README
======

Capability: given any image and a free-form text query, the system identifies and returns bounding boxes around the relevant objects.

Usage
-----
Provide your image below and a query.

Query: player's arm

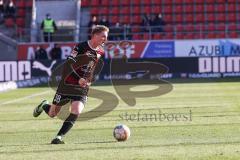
[68,44,90,88]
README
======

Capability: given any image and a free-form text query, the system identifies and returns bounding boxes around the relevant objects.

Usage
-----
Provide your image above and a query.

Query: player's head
[91,25,109,46]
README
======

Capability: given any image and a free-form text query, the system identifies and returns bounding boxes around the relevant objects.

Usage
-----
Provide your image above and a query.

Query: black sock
[42,104,51,114]
[57,113,78,137]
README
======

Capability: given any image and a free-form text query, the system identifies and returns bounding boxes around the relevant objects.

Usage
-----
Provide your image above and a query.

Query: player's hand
[79,78,87,87]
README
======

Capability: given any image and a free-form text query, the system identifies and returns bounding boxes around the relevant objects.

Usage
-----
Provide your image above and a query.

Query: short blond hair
[91,25,109,36]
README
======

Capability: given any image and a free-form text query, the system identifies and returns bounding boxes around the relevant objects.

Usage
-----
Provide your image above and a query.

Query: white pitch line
[0,90,50,105]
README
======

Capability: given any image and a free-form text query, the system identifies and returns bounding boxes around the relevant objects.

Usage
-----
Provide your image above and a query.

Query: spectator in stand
[123,24,132,40]
[99,16,109,27]
[0,0,4,14]
[0,0,4,22]
[152,13,166,33]
[88,15,98,38]
[41,13,58,42]
[141,14,152,33]
[35,45,48,60]
[5,0,15,18]
[50,43,62,60]
[110,22,123,41]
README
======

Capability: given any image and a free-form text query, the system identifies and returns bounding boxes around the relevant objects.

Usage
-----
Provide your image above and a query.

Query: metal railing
[13,23,240,43]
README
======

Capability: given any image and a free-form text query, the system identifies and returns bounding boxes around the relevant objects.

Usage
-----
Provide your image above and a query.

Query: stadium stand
[0,0,239,42]
[81,0,240,40]
[1,0,32,41]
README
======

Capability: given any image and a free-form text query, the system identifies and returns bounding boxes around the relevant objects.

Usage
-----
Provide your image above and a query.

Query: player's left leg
[51,100,85,144]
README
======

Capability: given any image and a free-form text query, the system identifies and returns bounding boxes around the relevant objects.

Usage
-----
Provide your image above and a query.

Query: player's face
[94,31,108,46]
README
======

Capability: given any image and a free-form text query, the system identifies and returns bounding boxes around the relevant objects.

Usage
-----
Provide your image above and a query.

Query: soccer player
[33,25,109,144]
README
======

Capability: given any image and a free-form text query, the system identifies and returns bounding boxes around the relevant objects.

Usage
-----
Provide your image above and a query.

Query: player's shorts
[52,92,88,106]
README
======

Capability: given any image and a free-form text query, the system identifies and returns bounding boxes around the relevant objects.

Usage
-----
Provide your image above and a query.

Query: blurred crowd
[0,0,16,20]
[87,13,166,40]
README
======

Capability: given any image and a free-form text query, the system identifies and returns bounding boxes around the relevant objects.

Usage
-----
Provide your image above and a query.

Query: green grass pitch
[0,81,240,160]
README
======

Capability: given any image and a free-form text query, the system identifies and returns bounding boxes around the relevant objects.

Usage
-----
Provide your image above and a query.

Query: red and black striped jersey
[63,41,104,93]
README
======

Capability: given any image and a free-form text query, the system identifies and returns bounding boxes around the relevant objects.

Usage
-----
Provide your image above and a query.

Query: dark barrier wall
[1,57,240,82]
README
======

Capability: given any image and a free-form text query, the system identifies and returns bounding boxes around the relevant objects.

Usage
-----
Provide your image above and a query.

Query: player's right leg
[33,100,50,117]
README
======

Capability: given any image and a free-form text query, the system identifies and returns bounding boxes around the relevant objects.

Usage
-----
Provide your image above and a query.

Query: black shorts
[52,92,88,106]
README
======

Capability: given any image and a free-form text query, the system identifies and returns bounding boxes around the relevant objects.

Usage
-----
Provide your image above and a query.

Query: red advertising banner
[17,41,147,60]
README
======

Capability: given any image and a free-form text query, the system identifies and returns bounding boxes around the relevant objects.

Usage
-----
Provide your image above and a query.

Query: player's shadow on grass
[73,140,117,145]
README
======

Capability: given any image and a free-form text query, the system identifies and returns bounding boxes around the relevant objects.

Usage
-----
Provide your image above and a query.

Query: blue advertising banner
[143,41,175,58]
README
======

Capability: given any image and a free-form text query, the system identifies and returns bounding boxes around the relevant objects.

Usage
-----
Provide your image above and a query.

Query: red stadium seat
[17,9,26,17]
[184,0,194,4]
[228,32,238,38]
[4,18,15,28]
[175,5,183,14]
[25,0,33,7]
[162,0,173,5]
[176,33,184,39]
[228,4,237,12]
[216,13,226,22]
[143,0,151,5]
[132,34,142,40]
[131,15,141,24]
[217,0,227,2]
[163,33,174,39]
[120,7,130,15]
[132,27,141,33]
[184,33,195,39]
[81,0,88,7]
[206,13,215,22]
[205,33,216,39]
[112,7,119,15]
[175,14,183,23]
[195,0,205,4]
[152,0,161,5]
[143,33,150,40]
[164,14,173,24]
[206,0,215,3]
[153,33,164,40]
[132,6,141,14]
[228,23,237,31]
[16,27,25,37]
[164,25,174,32]
[16,0,25,8]
[205,23,215,31]
[175,0,184,4]
[152,6,162,14]
[132,0,141,5]
[121,0,130,5]
[143,6,151,14]
[99,7,108,15]
[215,4,225,13]
[120,16,130,24]
[111,0,119,6]
[195,5,204,13]
[185,5,194,13]
[90,7,98,15]
[110,16,119,24]
[206,5,215,13]
[163,5,173,14]
[176,24,184,32]
[216,23,225,31]
[184,24,194,32]
[16,18,25,27]
[101,0,109,6]
[215,32,226,39]
[228,13,237,22]
[185,14,194,23]
[91,0,99,6]
[195,14,204,23]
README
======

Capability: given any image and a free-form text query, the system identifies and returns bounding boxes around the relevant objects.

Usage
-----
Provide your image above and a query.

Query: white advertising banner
[175,39,240,57]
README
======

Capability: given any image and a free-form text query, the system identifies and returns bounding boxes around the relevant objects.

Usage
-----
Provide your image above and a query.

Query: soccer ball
[113,124,131,141]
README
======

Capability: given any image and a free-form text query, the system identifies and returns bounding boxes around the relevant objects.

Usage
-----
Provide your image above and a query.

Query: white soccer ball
[113,124,131,141]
